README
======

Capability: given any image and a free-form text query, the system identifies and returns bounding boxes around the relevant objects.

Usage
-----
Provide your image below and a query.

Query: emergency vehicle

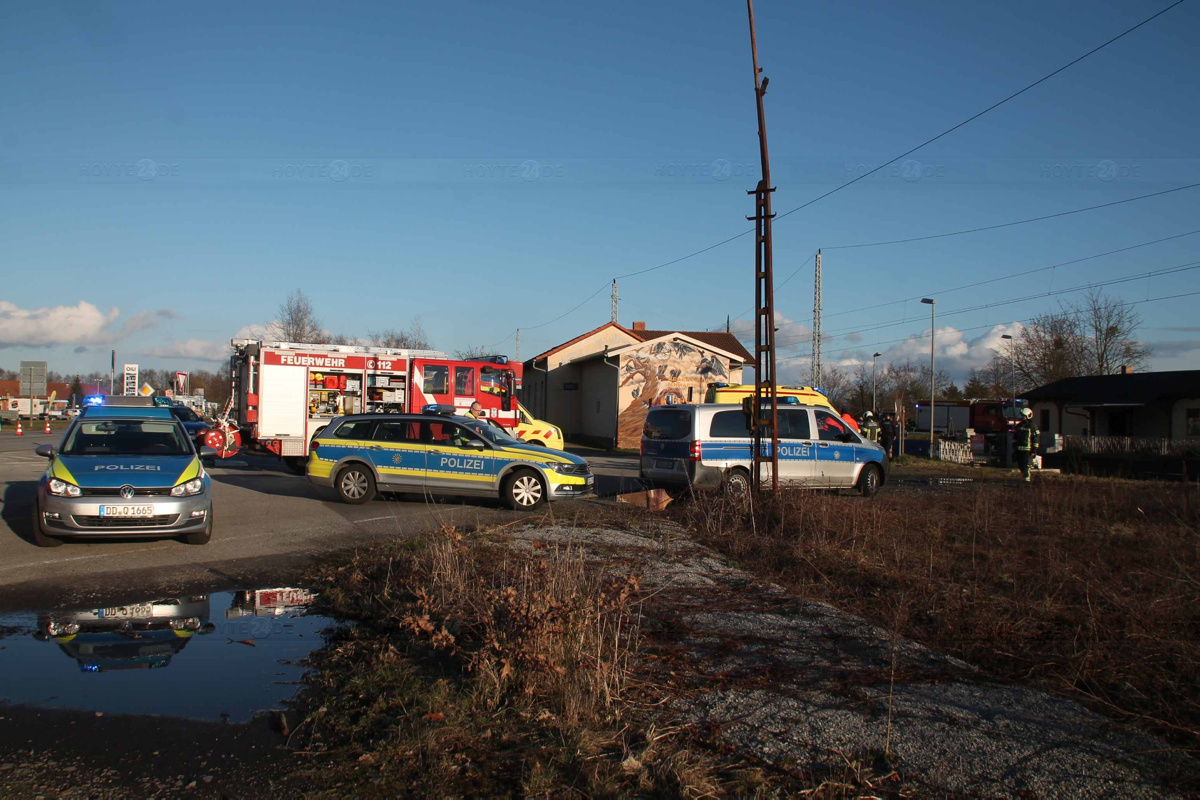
[229,340,562,469]
[704,383,837,412]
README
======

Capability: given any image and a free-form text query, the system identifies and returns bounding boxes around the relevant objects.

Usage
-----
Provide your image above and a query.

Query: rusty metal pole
[747,0,779,494]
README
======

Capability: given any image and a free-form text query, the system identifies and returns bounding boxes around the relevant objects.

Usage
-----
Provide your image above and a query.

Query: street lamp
[871,352,882,413]
[1001,334,1015,421]
[921,299,936,456]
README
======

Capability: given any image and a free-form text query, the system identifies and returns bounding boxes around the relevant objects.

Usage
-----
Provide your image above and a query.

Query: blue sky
[1,0,1197,383]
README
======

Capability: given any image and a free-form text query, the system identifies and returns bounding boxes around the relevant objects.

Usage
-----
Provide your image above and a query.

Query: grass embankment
[675,478,1200,753]
[288,528,723,797]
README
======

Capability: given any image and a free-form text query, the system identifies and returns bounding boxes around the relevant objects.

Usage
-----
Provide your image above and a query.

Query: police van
[307,405,593,510]
[639,401,886,496]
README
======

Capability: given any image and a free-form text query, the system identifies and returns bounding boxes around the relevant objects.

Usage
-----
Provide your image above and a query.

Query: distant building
[1022,368,1200,439]
[522,321,752,449]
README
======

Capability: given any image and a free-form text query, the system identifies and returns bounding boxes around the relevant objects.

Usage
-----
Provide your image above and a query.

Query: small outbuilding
[1022,369,1200,440]
[522,321,752,449]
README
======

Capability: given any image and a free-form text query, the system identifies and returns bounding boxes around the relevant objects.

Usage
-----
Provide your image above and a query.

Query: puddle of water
[0,588,335,723]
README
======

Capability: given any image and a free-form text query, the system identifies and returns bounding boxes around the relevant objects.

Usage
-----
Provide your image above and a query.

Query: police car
[640,401,887,497]
[307,405,593,510]
[32,402,217,548]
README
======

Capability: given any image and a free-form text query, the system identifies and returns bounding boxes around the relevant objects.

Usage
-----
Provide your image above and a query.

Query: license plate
[655,459,675,470]
[100,604,153,619]
[99,505,155,518]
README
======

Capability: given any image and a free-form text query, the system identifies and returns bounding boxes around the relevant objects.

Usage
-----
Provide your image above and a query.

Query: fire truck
[229,340,538,470]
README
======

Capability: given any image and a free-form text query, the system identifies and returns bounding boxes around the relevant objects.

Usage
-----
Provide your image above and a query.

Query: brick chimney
[632,321,646,332]
[1119,365,1133,374]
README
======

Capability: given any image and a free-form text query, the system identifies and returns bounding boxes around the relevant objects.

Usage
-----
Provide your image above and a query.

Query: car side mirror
[199,446,218,460]
[35,444,56,458]
[464,439,486,450]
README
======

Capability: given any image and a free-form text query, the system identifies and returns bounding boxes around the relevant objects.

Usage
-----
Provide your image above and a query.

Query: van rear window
[709,410,750,438]
[643,408,692,440]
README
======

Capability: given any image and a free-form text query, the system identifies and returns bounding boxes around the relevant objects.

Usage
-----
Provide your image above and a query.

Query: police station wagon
[640,402,887,497]
[307,407,593,510]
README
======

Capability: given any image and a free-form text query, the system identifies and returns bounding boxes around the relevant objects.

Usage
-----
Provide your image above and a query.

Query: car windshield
[461,419,520,445]
[60,419,193,456]
[172,407,200,422]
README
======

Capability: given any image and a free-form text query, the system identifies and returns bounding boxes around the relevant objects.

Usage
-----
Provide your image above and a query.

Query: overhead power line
[772,0,1187,222]
[502,0,1188,344]
[772,258,1200,349]
[776,288,1200,367]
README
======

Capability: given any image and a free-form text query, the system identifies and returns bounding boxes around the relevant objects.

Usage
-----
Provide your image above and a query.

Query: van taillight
[309,440,319,453]
[690,440,703,461]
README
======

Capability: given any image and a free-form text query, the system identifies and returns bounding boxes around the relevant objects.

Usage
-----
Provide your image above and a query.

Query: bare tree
[367,318,434,351]
[1068,288,1151,375]
[270,289,325,343]
[819,364,853,411]
[1012,310,1087,388]
[453,345,497,360]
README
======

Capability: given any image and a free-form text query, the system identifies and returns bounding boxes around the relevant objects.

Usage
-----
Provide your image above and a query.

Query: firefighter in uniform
[1014,407,1040,483]
[859,410,879,442]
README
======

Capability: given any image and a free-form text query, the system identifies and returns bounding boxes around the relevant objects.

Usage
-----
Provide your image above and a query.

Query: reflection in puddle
[0,588,334,722]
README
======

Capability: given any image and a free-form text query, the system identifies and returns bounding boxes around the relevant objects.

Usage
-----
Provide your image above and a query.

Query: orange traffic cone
[16,421,23,436]
[45,419,51,434]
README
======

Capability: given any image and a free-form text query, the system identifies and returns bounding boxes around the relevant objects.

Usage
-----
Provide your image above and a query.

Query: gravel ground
[507,519,1198,798]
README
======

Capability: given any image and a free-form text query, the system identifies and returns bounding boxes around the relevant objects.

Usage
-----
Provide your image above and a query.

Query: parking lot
[0,434,641,608]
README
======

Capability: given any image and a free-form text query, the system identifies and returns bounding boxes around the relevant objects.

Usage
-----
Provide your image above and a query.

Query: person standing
[1014,407,1040,483]
[879,412,896,459]
[462,400,484,420]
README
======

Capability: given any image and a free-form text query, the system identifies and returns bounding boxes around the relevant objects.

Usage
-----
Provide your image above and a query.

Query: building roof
[529,323,753,365]
[0,380,85,400]
[636,330,752,363]
[1022,370,1200,407]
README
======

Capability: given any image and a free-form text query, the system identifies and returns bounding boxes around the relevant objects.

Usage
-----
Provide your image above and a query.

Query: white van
[639,403,887,496]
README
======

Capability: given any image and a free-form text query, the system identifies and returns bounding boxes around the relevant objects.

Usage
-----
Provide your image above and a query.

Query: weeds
[675,478,1200,753]
[289,525,728,796]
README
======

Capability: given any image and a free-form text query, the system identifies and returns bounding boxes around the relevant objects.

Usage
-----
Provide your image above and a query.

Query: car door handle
[818,442,829,447]
[369,445,382,451]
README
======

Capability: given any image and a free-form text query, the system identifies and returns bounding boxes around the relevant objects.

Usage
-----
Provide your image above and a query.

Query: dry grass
[675,477,1200,753]
[286,526,728,797]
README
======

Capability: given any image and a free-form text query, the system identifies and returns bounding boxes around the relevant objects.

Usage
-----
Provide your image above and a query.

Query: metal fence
[935,440,974,464]
[1064,436,1200,457]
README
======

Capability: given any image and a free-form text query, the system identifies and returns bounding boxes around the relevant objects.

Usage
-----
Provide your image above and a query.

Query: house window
[1040,408,1051,433]
[1187,408,1200,437]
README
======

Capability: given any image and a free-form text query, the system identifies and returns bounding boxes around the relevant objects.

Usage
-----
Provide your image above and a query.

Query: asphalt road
[0,434,643,609]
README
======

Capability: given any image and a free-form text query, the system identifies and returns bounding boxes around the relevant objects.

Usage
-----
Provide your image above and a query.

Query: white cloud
[881,322,1024,375]
[0,300,120,347]
[143,338,232,362]
[0,301,181,348]
[234,322,274,341]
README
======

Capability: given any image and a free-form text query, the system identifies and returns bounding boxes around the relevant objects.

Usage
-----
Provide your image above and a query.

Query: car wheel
[30,506,64,548]
[504,469,545,511]
[336,464,376,505]
[184,512,213,545]
[523,439,546,447]
[723,468,751,498]
[858,464,882,498]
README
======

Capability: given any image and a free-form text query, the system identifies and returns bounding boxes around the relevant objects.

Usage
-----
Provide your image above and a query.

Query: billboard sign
[19,361,48,397]
[123,364,139,396]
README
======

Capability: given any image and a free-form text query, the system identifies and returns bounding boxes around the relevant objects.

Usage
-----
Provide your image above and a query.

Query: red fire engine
[228,340,522,470]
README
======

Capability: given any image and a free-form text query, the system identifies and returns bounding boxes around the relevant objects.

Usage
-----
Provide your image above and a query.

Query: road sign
[19,361,47,397]
[140,382,155,397]
[123,364,139,396]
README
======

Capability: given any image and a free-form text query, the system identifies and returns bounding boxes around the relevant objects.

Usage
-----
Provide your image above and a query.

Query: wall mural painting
[615,340,730,448]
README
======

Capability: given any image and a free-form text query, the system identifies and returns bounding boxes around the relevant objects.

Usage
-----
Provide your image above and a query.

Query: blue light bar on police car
[83,395,104,407]
[421,404,459,416]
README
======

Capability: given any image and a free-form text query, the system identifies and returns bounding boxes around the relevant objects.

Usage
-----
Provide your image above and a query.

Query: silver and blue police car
[32,402,216,547]
[308,405,593,510]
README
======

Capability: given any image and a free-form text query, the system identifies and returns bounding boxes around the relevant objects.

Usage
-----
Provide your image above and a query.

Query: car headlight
[47,478,82,497]
[549,462,587,475]
[171,477,205,497]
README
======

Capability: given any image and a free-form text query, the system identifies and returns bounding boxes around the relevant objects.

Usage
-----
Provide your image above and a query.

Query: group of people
[855,410,900,459]
[854,406,1041,482]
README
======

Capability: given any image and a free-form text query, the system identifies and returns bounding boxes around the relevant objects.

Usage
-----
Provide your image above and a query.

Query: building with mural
[522,322,752,449]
